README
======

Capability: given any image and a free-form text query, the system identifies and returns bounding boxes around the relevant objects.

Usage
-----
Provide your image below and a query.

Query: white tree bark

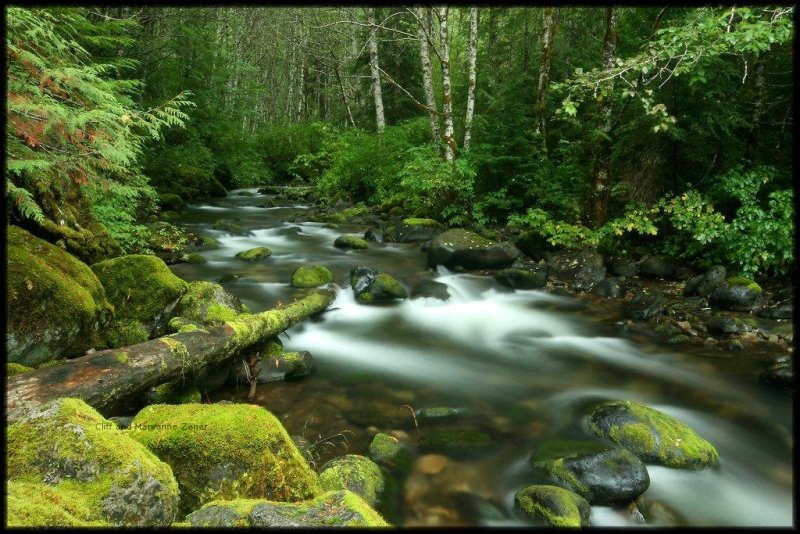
[463,6,479,151]
[367,7,386,133]
[438,6,455,161]
[417,7,440,143]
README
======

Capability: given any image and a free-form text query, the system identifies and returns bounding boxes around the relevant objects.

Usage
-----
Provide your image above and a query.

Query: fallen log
[7,290,335,420]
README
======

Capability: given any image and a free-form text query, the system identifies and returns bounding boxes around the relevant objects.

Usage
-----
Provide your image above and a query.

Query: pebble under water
[168,189,793,527]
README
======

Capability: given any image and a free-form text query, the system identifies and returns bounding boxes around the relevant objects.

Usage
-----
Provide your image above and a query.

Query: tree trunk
[534,7,558,148]
[6,291,335,419]
[438,6,456,162]
[746,58,765,160]
[463,6,479,151]
[585,7,618,228]
[417,7,440,144]
[367,7,386,133]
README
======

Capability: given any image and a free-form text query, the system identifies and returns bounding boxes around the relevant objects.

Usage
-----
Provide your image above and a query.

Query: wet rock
[548,248,606,291]
[276,226,302,236]
[756,299,793,320]
[536,448,650,506]
[586,400,719,470]
[186,491,388,527]
[626,289,666,321]
[257,186,282,195]
[759,361,794,389]
[684,265,727,298]
[181,252,206,264]
[218,273,243,284]
[364,228,384,242]
[175,281,248,325]
[709,277,764,311]
[417,407,460,425]
[514,485,590,527]
[428,229,520,270]
[236,246,272,261]
[410,279,452,301]
[591,277,623,299]
[368,433,407,466]
[494,267,549,290]
[319,455,385,507]
[259,198,277,208]
[213,219,251,236]
[420,429,492,459]
[606,256,639,278]
[395,218,443,243]
[234,350,315,384]
[291,265,333,288]
[633,497,686,526]
[349,266,407,304]
[387,206,405,218]
[704,315,741,336]
[334,235,369,249]
[238,190,255,197]
[128,403,320,515]
[639,255,677,280]
[7,398,179,526]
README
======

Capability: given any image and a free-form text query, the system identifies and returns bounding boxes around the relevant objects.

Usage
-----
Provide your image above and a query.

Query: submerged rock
[128,403,320,515]
[548,248,606,291]
[7,226,114,366]
[291,265,333,288]
[233,350,315,384]
[175,281,248,325]
[186,490,388,527]
[236,246,272,261]
[319,455,385,507]
[417,406,460,425]
[350,266,407,304]
[494,267,549,290]
[428,229,520,270]
[7,398,179,526]
[514,485,590,527]
[585,400,719,470]
[410,279,451,301]
[334,235,368,249]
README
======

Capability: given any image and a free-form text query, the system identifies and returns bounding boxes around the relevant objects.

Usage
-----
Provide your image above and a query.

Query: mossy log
[7,290,335,419]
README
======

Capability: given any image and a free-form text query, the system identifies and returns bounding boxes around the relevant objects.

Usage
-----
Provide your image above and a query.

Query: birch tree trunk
[463,6,479,151]
[367,7,386,133]
[534,7,558,148]
[417,7,441,144]
[585,7,618,228]
[438,6,456,162]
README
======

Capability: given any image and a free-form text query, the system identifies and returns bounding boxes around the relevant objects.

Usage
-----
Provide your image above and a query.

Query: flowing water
[169,188,793,527]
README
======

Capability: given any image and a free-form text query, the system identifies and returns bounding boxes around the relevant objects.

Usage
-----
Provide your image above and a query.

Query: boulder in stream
[334,235,369,249]
[174,280,248,325]
[428,229,520,270]
[709,276,764,311]
[394,218,443,243]
[318,455,385,507]
[514,485,590,527]
[410,279,451,301]
[291,265,333,288]
[494,266,549,290]
[350,266,407,304]
[236,246,272,261]
[548,248,606,291]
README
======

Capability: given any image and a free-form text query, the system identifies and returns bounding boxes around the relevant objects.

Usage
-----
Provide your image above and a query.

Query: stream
[168,188,793,527]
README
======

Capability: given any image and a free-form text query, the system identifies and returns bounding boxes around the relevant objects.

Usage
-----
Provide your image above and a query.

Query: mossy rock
[186,490,388,527]
[291,265,334,288]
[319,455,385,507]
[7,398,179,526]
[417,406,460,425]
[182,252,207,264]
[213,219,247,235]
[6,480,109,527]
[420,429,493,459]
[428,229,520,270]
[128,403,321,515]
[586,400,719,470]
[231,350,315,384]
[157,193,185,212]
[726,276,762,293]
[175,281,248,326]
[91,254,188,337]
[350,267,407,304]
[168,316,209,334]
[106,319,150,348]
[334,235,369,249]
[368,433,408,467]
[514,485,590,527]
[236,247,272,261]
[238,190,256,197]
[7,226,114,366]
[395,218,443,243]
[529,439,609,466]
[143,380,202,405]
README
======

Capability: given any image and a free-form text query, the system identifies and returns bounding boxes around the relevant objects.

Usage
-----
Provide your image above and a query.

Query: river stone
[364,228,384,242]
[410,279,452,301]
[538,448,650,506]
[420,429,492,459]
[709,277,763,311]
[7,226,114,366]
[684,265,727,298]
[705,315,741,336]
[626,289,666,321]
[236,246,272,261]
[592,277,624,298]
[756,299,793,320]
[548,248,606,291]
[495,267,549,290]
[7,398,179,526]
[395,218,443,243]
[428,229,520,270]
[186,491,388,527]
[349,266,406,304]
[368,434,408,467]
[514,485,590,527]
[213,219,251,236]
[639,255,677,279]
[128,403,320,515]
[175,281,248,325]
[585,400,719,470]
[291,265,333,288]
[334,235,368,249]
[319,455,385,507]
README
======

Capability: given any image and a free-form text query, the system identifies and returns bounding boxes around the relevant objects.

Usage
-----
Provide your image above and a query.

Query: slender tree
[463,6,479,151]
[438,6,455,161]
[416,7,440,144]
[534,7,558,149]
[367,7,386,133]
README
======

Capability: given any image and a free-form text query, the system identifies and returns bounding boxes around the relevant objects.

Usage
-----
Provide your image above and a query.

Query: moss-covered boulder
[128,403,321,515]
[7,398,179,526]
[186,490,388,527]
[6,480,109,527]
[586,400,719,470]
[236,246,272,261]
[368,433,408,467]
[213,219,249,236]
[143,379,202,405]
[394,218,443,243]
[514,485,590,527]
[350,266,407,304]
[157,193,185,212]
[428,229,520,270]
[175,280,248,325]
[181,252,207,264]
[417,406,460,425]
[420,429,493,459]
[8,362,34,376]
[709,276,764,311]
[334,235,369,249]
[291,265,334,288]
[106,318,150,348]
[91,254,188,337]
[318,455,385,507]
[7,226,114,366]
